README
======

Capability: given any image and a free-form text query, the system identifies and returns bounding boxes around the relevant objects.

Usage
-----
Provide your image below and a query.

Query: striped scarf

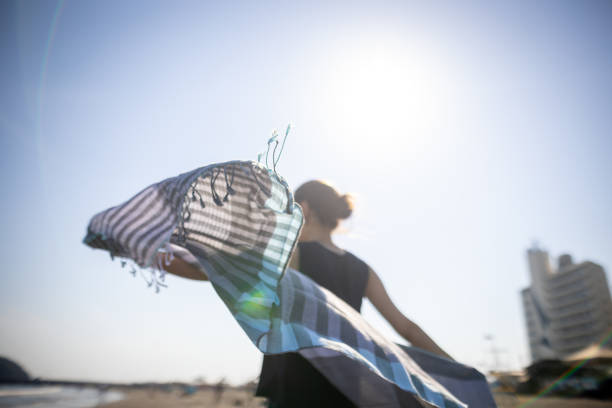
[84,160,495,408]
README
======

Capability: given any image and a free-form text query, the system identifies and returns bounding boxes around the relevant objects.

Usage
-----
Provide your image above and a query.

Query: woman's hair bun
[294,180,354,229]
[335,194,354,220]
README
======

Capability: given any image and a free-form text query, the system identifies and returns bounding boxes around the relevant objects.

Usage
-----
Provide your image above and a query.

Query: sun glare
[317,44,450,161]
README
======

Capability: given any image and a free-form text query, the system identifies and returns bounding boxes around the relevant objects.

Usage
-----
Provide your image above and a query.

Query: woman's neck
[299,223,343,253]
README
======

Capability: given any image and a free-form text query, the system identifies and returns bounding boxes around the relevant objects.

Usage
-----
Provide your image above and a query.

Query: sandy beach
[102,388,267,408]
[495,392,612,408]
[101,388,612,408]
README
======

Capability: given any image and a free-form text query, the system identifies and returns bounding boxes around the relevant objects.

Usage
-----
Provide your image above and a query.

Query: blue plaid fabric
[85,160,493,408]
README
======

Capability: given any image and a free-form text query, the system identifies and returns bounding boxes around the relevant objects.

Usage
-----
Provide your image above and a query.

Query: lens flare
[238,289,270,319]
[518,328,612,407]
[36,0,66,169]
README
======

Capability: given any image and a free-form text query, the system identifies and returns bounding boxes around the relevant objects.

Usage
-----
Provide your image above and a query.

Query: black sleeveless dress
[256,241,370,408]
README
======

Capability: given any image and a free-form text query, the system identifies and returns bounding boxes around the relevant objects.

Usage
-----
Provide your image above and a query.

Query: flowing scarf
[84,160,495,408]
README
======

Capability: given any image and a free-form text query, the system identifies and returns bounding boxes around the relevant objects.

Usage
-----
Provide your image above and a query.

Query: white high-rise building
[521,246,612,362]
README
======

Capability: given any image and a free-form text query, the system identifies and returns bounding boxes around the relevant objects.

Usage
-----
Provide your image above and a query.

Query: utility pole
[484,334,501,372]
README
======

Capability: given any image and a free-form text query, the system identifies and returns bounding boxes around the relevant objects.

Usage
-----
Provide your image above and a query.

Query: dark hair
[294,180,353,229]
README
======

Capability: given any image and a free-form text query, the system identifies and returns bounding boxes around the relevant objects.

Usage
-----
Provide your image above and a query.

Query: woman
[255,180,452,407]
[159,179,452,407]
[85,160,495,408]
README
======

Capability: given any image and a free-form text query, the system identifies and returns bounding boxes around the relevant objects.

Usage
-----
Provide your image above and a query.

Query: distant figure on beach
[214,377,225,405]
[254,180,452,408]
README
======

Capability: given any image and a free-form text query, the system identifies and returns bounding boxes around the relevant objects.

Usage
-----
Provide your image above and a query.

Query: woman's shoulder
[344,250,370,276]
[298,240,345,256]
[300,241,366,262]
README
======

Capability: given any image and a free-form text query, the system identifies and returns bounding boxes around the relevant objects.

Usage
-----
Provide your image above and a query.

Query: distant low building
[521,246,612,362]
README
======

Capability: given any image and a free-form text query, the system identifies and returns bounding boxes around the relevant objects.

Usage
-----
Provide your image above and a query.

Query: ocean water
[0,385,123,408]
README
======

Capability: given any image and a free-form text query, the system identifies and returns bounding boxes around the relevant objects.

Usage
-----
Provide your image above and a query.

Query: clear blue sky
[1,0,611,385]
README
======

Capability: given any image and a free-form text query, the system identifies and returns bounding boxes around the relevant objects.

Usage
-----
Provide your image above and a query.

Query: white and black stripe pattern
[84,161,273,268]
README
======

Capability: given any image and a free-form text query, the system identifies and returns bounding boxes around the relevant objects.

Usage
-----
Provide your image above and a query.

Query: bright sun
[317,43,451,161]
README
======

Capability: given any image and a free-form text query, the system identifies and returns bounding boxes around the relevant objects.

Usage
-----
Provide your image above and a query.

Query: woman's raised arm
[155,252,209,281]
[365,269,453,360]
